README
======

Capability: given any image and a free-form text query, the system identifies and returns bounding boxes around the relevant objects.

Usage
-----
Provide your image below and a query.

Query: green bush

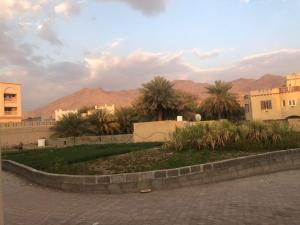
[164,120,300,151]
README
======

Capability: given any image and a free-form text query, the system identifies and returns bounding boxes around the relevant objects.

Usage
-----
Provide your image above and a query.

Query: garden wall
[47,134,133,147]
[133,120,215,143]
[2,148,300,194]
[133,121,185,142]
[0,122,54,147]
[0,121,133,149]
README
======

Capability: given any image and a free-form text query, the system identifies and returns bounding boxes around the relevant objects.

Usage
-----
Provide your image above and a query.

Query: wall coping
[2,148,300,194]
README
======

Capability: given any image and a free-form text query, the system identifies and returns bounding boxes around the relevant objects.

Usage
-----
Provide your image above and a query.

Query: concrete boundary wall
[2,148,300,194]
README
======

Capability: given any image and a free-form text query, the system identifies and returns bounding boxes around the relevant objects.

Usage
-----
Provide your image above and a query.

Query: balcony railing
[4,111,17,115]
[4,98,17,103]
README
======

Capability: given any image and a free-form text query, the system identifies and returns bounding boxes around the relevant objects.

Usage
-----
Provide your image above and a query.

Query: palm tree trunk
[158,110,163,121]
[218,111,221,120]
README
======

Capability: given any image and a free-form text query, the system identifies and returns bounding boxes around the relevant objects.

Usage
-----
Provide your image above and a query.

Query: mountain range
[24,74,285,119]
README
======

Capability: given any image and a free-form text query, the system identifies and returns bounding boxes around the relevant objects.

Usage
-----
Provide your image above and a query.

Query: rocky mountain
[24,74,285,119]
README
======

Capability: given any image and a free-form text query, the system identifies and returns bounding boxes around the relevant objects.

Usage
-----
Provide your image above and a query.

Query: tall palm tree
[139,76,177,121]
[201,80,242,120]
[87,109,119,136]
[51,113,85,144]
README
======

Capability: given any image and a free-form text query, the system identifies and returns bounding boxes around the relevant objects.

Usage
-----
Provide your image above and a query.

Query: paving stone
[3,170,300,225]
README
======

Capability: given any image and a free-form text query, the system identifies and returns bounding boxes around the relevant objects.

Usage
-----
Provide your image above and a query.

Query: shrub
[164,120,299,151]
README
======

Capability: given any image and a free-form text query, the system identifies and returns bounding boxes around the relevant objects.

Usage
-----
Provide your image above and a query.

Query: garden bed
[3,136,300,175]
[2,142,162,175]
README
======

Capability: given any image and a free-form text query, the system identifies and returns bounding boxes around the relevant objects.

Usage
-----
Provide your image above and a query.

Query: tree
[173,91,199,121]
[201,80,243,120]
[116,107,138,134]
[87,109,119,136]
[138,76,178,121]
[51,113,86,144]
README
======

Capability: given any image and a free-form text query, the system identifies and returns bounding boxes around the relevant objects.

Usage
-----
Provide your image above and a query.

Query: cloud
[2,47,300,111]
[240,0,250,3]
[55,0,81,17]
[84,49,198,89]
[0,23,34,67]
[0,0,48,19]
[226,49,300,78]
[37,20,63,46]
[193,49,225,60]
[97,0,169,16]
[106,38,124,50]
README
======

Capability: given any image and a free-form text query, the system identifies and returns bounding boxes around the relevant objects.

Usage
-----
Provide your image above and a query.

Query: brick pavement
[3,170,300,225]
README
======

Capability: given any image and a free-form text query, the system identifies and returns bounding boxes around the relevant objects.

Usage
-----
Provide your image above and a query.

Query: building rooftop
[0,81,21,85]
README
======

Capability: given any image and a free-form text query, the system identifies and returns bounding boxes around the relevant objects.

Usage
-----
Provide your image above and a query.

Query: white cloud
[193,48,225,60]
[37,20,63,46]
[240,0,250,3]
[0,0,48,19]
[55,0,81,17]
[106,38,124,50]
[84,49,196,89]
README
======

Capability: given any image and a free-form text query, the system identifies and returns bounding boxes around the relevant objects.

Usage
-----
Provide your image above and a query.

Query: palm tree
[87,109,119,136]
[139,76,177,121]
[116,107,138,134]
[201,80,242,120]
[51,113,86,144]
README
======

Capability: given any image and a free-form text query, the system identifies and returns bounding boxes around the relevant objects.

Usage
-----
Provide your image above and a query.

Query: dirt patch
[82,148,171,175]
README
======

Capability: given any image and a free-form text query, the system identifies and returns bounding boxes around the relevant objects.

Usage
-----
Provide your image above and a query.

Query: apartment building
[245,73,300,121]
[0,82,22,123]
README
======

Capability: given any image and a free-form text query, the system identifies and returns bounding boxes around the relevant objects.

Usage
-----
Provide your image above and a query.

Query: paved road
[3,170,300,225]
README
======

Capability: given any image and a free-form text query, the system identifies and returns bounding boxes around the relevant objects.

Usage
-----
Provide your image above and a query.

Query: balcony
[4,93,17,103]
[4,107,18,116]
[4,111,17,115]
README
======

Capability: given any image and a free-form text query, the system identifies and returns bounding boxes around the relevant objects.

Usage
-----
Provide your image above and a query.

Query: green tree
[201,80,243,120]
[87,109,119,136]
[138,76,178,121]
[116,107,138,134]
[51,113,86,144]
[173,91,199,121]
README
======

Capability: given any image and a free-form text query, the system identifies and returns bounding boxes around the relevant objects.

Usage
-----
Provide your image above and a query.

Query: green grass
[2,142,162,174]
[3,132,300,175]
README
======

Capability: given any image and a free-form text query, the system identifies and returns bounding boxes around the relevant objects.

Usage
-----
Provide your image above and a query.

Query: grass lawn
[3,135,300,175]
[2,142,162,174]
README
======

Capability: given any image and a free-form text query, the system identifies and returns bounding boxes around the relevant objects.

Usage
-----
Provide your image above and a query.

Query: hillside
[24,74,285,119]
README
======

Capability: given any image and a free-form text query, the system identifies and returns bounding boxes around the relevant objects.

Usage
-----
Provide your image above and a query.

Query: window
[4,93,17,102]
[288,100,296,107]
[283,100,286,107]
[260,100,272,110]
[245,104,250,113]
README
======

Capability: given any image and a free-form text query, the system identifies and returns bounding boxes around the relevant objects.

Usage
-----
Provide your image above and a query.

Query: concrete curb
[2,148,300,194]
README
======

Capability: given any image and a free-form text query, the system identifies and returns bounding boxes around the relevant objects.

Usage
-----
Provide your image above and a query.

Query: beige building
[0,82,22,123]
[55,104,115,121]
[55,109,78,121]
[87,104,115,116]
[245,73,300,121]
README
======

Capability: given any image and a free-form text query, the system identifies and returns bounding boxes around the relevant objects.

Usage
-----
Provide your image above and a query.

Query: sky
[1,0,300,111]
